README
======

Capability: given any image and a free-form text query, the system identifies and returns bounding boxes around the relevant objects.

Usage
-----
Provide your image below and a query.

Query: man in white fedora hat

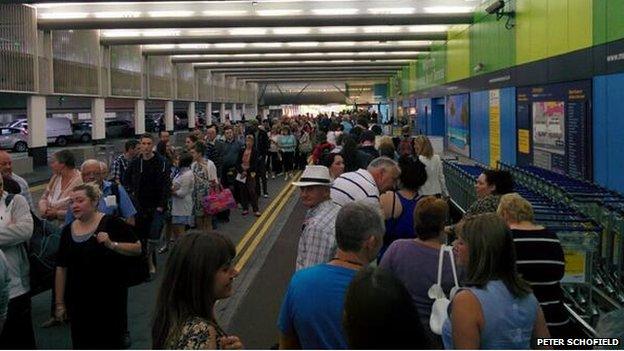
[292,165,341,270]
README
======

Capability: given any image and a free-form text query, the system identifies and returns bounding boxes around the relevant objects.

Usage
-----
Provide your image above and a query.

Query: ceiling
[28,0,482,101]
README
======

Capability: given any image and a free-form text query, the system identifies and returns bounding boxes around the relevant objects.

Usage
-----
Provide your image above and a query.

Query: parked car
[72,122,92,143]
[145,117,160,133]
[72,120,135,143]
[0,127,28,152]
[9,117,73,146]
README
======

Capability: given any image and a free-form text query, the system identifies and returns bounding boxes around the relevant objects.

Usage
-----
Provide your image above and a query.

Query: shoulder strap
[436,245,460,292]
[4,194,15,207]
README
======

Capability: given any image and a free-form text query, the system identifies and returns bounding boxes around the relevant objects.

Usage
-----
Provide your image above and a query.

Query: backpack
[5,194,61,296]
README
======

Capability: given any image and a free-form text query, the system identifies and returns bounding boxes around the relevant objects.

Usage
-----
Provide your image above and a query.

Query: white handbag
[428,244,460,335]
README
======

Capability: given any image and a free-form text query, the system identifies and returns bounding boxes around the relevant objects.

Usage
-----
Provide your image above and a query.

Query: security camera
[486,0,505,15]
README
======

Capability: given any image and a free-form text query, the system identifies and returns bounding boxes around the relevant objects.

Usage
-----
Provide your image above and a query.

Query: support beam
[27,96,47,167]
[91,98,106,144]
[143,44,429,56]
[209,65,403,73]
[188,102,196,129]
[225,70,396,78]
[39,13,473,30]
[194,61,410,69]
[173,53,421,63]
[206,102,212,125]
[165,101,174,132]
[134,99,146,135]
[241,104,246,121]
[219,103,226,123]
[101,32,447,46]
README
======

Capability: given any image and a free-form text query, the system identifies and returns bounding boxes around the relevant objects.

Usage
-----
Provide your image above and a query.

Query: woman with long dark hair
[444,213,550,349]
[152,231,242,349]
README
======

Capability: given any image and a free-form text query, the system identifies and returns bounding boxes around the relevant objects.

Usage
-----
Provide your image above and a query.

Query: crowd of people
[0,109,622,349]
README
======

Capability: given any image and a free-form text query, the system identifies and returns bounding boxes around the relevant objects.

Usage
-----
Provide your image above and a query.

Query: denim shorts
[172,215,194,226]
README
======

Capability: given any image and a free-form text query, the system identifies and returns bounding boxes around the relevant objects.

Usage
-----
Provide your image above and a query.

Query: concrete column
[206,102,212,125]
[231,104,238,122]
[188,102,196,129]
[254,103,259,119]
[165,101,174,132]
[26,95,47,167]
[134,99,145,135]
[220,103,226,123]
[241,104,246,121]
[91,98,106,144]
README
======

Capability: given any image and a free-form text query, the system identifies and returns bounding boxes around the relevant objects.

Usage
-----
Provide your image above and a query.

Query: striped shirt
[330,169,380,207]
[511,227,571,336]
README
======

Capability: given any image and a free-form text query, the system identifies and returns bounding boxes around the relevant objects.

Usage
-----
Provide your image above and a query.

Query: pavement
[28,170,304,349]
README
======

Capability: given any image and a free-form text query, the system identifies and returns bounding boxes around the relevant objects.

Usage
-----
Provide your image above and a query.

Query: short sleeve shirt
[278,264,356,349]
[64,181,137,225]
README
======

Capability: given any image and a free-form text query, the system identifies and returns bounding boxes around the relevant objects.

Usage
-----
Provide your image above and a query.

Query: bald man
[0,151,34,211]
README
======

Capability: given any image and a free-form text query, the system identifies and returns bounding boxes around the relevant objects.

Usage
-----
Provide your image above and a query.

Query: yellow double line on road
[234,171,301,272]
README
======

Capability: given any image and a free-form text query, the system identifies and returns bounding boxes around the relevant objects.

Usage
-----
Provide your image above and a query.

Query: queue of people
[0,110,606,350]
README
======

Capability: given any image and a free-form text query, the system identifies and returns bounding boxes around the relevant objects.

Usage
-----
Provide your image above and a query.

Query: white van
[9,117,73,146]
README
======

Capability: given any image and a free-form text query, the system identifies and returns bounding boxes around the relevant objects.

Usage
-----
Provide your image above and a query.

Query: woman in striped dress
[497,193,578,339]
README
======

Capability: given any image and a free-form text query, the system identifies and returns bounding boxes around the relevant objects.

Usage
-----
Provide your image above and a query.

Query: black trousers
[0,293,36,349]
[268,152,282,174]
[239,175,259,212]
[282,151,294,174]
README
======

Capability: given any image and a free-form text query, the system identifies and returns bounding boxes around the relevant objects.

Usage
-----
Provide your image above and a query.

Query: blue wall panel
[500,87,517,165]
[432,97,446,137]
[470,91,490,164]
[593,73,624,193]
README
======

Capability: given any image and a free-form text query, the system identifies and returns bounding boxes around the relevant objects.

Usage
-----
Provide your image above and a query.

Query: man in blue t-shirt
[278,201,385,349]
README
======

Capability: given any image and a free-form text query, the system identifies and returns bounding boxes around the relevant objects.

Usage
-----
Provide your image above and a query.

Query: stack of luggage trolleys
[443,160,623,335]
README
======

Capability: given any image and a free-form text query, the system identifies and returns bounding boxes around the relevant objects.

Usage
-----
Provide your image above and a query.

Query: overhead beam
[101,32,447,45]
[208,66,403,73]
[143,44,429,56]
[173,53,421,63]
[225,70,397,77]
[246,77,389,82]
[39,13,473,30]
[194,61,410,70]
[239,73,393,79]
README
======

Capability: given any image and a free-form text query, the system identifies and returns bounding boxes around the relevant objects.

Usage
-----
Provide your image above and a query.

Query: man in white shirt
[0,151,34,211]
[331,157,400,207]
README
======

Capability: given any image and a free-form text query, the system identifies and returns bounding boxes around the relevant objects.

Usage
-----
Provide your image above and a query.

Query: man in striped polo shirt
[331,157,400,207]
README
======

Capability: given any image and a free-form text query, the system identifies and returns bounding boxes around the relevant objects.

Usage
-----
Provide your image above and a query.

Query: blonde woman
[412,135,448,198]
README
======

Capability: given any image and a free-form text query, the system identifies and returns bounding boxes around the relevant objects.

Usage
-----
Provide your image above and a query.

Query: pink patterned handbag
[202,185,237,215]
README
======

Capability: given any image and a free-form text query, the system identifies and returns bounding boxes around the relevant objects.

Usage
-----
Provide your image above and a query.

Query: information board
[516,81,592,180]
[445,93,470,157]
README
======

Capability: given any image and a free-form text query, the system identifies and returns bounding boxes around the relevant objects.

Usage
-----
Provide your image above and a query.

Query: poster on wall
[489,90,501,168]
[516,80,592,180]
[445,93,470,157]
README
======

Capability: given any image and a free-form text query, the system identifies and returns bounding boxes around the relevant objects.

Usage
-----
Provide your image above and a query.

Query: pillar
[220,103,226,123]
[206,102,212,125]
[134,99,145,135]
[91,98,106,144]
[165,100,174,133]
[254,103,259,119]
[241,103,246,121]
[188,102,196,129]
[232,103,238,122]
[26,95,47,167]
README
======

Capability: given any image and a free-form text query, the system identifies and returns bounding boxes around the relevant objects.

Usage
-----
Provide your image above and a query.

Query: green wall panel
[594,0,624,44]
[516,0,592,65]
[447,26,470,83]
[469,3,515,76]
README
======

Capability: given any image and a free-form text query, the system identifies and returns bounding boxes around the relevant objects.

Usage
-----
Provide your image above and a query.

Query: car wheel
[13,141,27,153]
[56,136,68,147]
[80,133,91,143]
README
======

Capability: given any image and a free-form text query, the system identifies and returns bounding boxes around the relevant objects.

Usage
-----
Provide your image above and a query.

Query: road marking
[235,173,300,272]
[234,171,300,256]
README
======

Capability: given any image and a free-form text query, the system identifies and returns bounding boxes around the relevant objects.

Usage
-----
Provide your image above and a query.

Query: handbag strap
[436,245,460,291]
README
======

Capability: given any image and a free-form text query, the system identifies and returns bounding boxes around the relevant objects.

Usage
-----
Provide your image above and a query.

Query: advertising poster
[532,101,566,173]
[516,81,592,180]
[489,90,501,168]
[445,93,470,157]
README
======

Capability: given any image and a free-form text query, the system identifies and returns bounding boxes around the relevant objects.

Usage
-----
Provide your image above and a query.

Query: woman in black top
[54,183,141,349]
[497,193,576,339]
[236,134,260,217]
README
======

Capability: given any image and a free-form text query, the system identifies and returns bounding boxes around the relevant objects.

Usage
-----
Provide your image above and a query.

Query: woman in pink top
[38,150,83,223]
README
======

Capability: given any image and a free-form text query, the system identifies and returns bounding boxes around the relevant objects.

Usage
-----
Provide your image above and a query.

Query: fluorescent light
[407,25,449,32]
[423,6,473,13]
[311,8,359,16]
[251,43,283,48]
[39,12,89,19]
[318,27,358,34]
[100,30,140,37]
[263,53,293,57]
[229,28,268,35]
[233,54,263,57]
[322,41,357,47]
[202,10,248,16]
[147,11,194,17]
[326,52,353,56]
[286,42,320,47]
[141,30,181,37]
[93,11,142,18]
[272,28,311,35]
[143,44,176,49]
[363,26,403,33]
[214,43,247,48]
[256,9,303,16]
[389,51,422,55]
[367,7,416,15]
[178,44,212,49]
